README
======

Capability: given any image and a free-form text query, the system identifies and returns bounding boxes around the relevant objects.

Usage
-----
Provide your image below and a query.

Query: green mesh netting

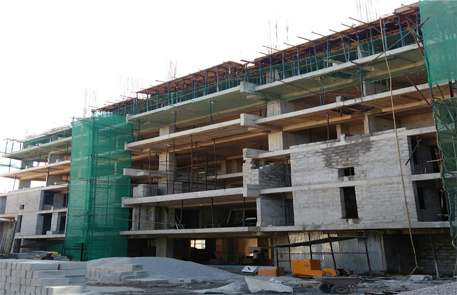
[420,0,457,86]
[433,98,457,237]
[64,114,132,260]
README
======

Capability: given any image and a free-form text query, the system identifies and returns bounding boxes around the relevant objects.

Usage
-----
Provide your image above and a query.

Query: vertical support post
[148,150,152,195]
[282,193,287,225]
[327,232,338,270]
[398,14,405,47]
[46,168,50,186]
[296,45,300,75]
[308,232,313,259]
[340,33,348,62]
[275,233,280,276]
[282,52,285,79]
[216,66,220,91]
[428,229,440,278]
[190,136,194,192]
[8,141,14,172]
[80,243,85,261]
[213,139,217,190]
[211,198,214,228]
[369,24,375,55]
[195,142,199,192]
[242,196,246,227]
[354,28,361,57]
[180,200,183,226]
[363,232,372,276]
[138,204,141,231]
[209,101,213,125]
[172,140,176,194]
[146,90,149,111]
[313,42,318,70]
[155,202,160,230]
[165,147,169,195]
[205,151,208,191]
[204,71,208,95]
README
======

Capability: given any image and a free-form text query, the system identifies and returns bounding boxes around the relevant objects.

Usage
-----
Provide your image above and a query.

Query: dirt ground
[86,274,457,295]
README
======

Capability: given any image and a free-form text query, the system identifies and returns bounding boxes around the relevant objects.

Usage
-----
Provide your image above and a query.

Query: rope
[380,20,423,276]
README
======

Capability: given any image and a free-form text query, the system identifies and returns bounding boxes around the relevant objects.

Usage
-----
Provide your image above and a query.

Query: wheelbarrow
[315,276,360,294]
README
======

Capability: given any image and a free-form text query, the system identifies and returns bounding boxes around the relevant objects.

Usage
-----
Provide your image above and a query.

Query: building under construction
[1,1,457,276]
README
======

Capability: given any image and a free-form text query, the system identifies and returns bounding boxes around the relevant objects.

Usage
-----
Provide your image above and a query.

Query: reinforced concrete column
[363,114,394,134]
[267,101,304,151]
[18,161,33,189]
[156,237,174,258]
[256,195,286,227]
[158,126,176,195]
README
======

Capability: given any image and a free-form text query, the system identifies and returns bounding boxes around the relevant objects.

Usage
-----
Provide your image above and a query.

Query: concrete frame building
[1,2,456,275]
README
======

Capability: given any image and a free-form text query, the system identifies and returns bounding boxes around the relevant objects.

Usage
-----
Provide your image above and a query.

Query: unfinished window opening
[338,167,355,177]
[40,213,52,235]
[414,180,446,222]
[190,239,206,249]
[63,194,68,208]
[0,197,7,214]
[340,187,358,219]
[409,136,440,175]
[43,192,54,206]
[19,205,24,210]
[59,214,66,234]
[16,215,22,233]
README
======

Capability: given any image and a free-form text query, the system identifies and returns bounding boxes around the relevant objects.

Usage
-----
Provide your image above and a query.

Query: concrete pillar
[18,161,33,189]
[156,237,174,258]
[336,124,350,139]
[267,101,303,151]
[48,153,66,164]
[364,114,394,134]
[47,212,60,234]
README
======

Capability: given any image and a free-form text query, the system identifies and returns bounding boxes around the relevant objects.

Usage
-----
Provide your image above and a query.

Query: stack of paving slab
[0,259,99,295]
[86,263,150,283]
[8,251,70,261]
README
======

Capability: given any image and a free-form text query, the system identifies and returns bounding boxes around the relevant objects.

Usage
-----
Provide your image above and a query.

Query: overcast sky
[0,0,406,192]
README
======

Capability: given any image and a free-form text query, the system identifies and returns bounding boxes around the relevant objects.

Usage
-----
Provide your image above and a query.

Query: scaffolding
[63,114,132,260]
[94,8,420,117]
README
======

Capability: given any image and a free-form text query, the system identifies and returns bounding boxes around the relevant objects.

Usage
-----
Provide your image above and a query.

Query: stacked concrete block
[9,251,70,261]
[0,259,93,295]
[86,263,148,283]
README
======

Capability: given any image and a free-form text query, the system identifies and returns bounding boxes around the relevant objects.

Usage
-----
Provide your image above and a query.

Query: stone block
[31,278,70,287]
[44,285,83,295]
[58,262,87,270]
[63,269,86,277]
[32,270,66,279]
[20,262,59,271]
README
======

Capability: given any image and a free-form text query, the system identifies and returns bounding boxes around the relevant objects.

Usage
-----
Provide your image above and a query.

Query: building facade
[1,2,456,275]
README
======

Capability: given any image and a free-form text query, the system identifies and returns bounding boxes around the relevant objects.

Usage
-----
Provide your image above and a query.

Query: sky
[0,0,407,192]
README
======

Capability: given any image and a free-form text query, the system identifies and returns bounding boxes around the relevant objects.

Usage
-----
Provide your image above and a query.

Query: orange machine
[291,259,338,277]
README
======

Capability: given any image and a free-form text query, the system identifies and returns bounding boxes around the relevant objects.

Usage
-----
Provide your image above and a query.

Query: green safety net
[433,98,457,237]
[420,0,457,86]
[64,114,132,260]
[421,0,457,237]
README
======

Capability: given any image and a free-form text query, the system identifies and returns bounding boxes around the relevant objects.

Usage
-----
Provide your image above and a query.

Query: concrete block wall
[243,159,286,189]
[416,234,456,275]
[0,260,89,295]
[290,131,417,227]
[4,191,42,214]
[0,197,6,214]
[256,195,286,226]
